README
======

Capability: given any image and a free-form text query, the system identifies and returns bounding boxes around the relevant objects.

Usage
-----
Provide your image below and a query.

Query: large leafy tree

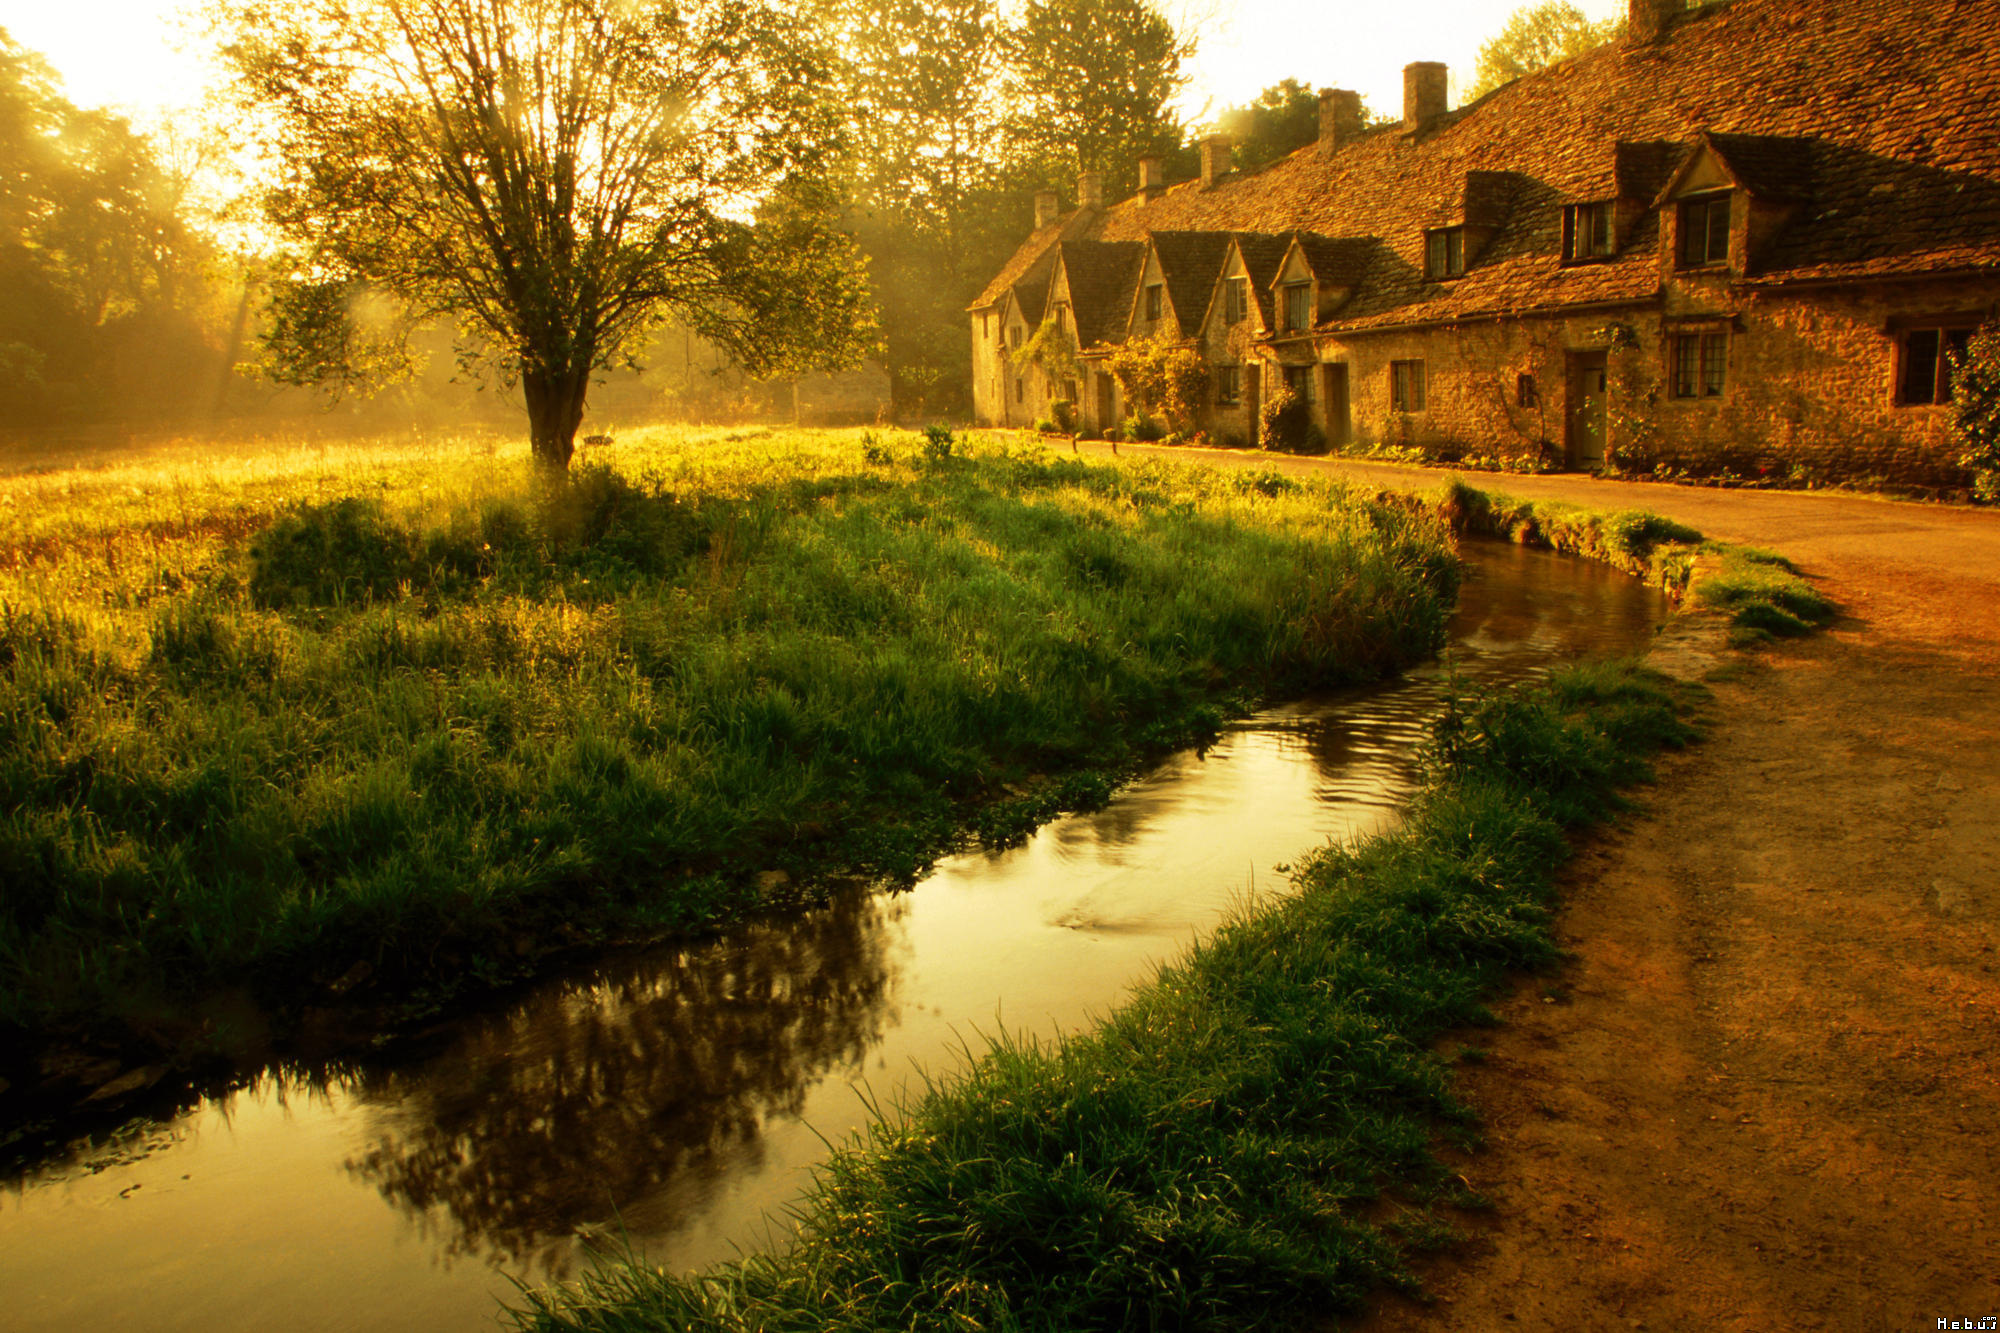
[1000,0,1191,195]
[217,0,876,468]
[1467,1,1624,101]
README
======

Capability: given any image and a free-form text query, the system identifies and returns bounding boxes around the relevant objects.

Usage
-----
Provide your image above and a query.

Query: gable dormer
[1198,237,1273,344]
[1126,241,1177,341]
[1043,253,1078,345]
[1272,234,1372,332]
[1126,232,1234,343]
[1655,132,1811,277]
[1272,241,1319,335]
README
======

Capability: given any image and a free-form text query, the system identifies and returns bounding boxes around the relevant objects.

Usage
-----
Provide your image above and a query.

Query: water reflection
[0,541,1666,1333]
[342,890,902,1273]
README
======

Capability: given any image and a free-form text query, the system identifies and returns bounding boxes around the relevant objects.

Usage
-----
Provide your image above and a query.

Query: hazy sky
[2,0,1628,127]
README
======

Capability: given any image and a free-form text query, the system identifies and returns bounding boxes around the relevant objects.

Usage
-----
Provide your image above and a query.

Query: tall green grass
[1396,478,1836,642]
[0,428,1457,1043]
[509,661,1699,1332]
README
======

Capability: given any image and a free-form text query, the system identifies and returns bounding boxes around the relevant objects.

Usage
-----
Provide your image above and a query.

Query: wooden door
[1321,363,1351,447]
[1567,352,1609,468]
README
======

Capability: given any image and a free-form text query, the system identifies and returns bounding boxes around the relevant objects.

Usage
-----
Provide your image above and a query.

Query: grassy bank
[1409,479,1835,646]
[512,660,1700,1332]
[0,429,1457,1050]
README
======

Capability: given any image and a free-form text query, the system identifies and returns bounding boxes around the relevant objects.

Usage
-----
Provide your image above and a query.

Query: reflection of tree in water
[342,889,903,1272]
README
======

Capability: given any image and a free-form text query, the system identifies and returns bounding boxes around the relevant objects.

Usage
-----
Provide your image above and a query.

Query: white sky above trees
[3,0,1626,137]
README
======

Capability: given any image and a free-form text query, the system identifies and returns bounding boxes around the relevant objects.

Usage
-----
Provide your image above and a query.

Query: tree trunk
[523,367,589,471]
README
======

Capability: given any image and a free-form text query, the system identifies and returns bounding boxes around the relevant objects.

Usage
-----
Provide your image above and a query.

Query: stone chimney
[1318,88,1364,157]
[1078,170,1104,211]
[1403,62,1449,130]
[1033,189,1060,230]
[1628,0,1678,43]
[1199,135,1232,189]
[1138,156,1166,200]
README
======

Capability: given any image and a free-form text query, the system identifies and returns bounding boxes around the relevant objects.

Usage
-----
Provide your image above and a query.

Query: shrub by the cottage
[1952,324,2000,502]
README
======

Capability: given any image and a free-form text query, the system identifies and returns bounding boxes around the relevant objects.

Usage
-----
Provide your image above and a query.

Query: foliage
[1012,315,1080,383]
[216,0,876,467]
[1000,0,1192,194]
[1950,324,2000,502]
[1694,548,1838,644]
[0,31,228,425]
[510,662,1696,1332]
[0,426,1457,1042]
[1467,1,1625,101]
[1213,78,1320,173]
[1259,379,1320,452]
[1107,335,1209,431]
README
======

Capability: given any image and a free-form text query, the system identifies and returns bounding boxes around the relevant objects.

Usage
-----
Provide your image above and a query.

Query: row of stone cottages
[967,0,2000,486]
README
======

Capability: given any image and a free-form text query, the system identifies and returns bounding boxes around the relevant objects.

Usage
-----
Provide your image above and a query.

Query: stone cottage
[968,0,2000,485]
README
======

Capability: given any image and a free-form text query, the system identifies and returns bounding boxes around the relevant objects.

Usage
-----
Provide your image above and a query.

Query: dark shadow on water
[340,889,903,1273]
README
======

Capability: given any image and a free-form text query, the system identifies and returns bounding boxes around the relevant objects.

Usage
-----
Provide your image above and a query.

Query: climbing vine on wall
[1106,335,1210,431]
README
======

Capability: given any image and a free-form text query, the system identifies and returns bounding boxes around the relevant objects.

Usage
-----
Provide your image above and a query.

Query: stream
[0,541,1667,1332]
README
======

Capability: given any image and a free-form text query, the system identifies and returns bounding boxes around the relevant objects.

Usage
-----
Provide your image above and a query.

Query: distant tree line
[0,31,234,427]
[0,2,1608,437]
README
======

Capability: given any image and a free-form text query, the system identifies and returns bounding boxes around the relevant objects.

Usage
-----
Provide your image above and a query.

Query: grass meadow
[0,426,1459,1048]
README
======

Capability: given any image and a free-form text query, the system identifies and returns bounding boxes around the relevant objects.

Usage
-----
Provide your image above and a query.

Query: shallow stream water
[0,541,1666,1332]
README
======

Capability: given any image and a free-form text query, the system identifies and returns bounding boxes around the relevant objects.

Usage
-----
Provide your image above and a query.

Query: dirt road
[1083,442,2000,1331]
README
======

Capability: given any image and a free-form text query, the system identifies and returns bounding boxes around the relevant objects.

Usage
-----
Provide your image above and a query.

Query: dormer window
[1144,283,1164,322]
[1426,228,1466,280]
[1562,203,1614,263]
[1282,282,1311,332]
[1225,277,1250,325]
[1679,192,1731,267]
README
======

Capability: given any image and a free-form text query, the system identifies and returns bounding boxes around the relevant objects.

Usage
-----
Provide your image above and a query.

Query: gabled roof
[969,208,1095,312]
[1230,233,1292,329]
[1005,0,2000,332]
[1656,131,1816,205]
[1292,234,1378,289]
[1053,240,1145,348]
[1146,231,1236,338]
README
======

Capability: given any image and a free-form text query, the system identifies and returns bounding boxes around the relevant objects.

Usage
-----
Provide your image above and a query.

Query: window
[1563,203,1613,262]
[1216,365,1241,406]
[1426,228,1465,279]
[1282,282,1311,332]
[1517,373,1538,408]
[1009,324,1023,350]
[1897,326,1975,405]
[1225,277,1250,325]
[1671,332,1728,398]
[1391,359,1426,412]
[982,313,991,338]
[1282,364,1315,402]
[1061,377,1079,404]
[1014,377,1025,403]
[1679,192,1731,267]
[1144,283,1164,322]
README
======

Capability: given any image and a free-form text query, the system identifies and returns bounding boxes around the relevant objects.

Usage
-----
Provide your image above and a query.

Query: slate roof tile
[984,0,2000,338]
